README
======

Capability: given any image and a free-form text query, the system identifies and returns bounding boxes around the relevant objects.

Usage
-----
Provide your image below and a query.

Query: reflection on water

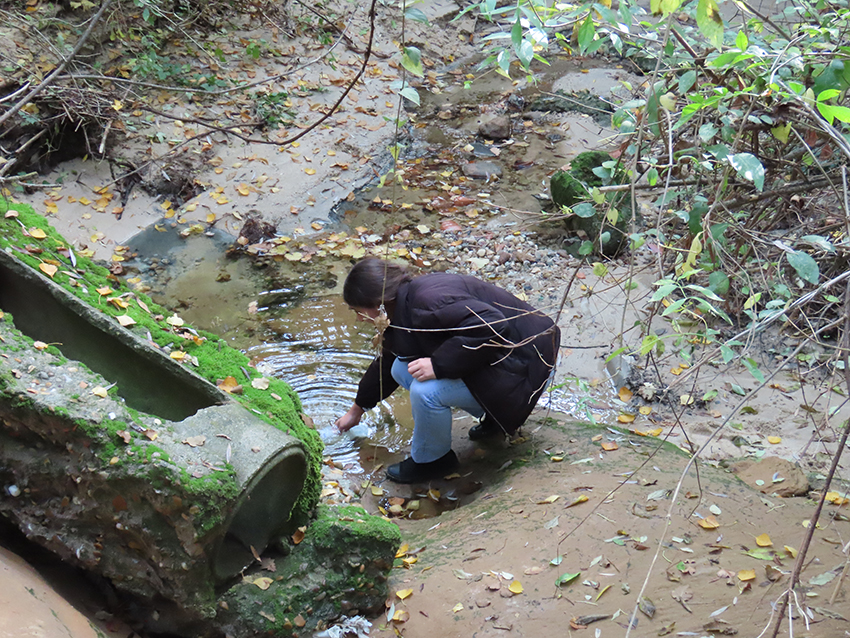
[248,295,414,473]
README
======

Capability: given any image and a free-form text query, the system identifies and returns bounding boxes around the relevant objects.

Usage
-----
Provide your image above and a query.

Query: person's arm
[335,404,365,432]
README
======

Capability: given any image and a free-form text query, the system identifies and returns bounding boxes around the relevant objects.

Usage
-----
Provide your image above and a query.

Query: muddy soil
[366,417,850,638]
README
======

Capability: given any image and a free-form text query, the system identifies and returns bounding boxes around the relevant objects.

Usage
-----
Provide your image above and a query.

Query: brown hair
[343,258,413,309]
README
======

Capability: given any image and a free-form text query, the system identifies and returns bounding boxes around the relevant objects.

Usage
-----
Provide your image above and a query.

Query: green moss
[310,504,401,549]
[0,202,323,521]
[219,504,398,635]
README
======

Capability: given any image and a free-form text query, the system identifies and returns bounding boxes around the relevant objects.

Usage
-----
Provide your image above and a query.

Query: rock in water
[732,457,810,497]
[478,116,512,140]
[463,161,502,180]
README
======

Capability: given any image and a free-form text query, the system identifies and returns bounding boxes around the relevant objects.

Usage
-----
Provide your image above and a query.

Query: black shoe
[468,417,503,441]
[386,450,459,484]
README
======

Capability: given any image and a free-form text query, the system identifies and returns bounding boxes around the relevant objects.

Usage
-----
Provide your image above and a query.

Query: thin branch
[0,0,115,129]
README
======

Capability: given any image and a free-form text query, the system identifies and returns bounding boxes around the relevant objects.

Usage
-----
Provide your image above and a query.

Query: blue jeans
[391,358,485,463]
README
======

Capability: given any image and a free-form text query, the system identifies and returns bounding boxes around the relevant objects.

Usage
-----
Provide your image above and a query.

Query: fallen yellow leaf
[618,387,633,402]
[396,588,413,600]
[395,544,409,558]
[537,495,560,504]
[29,227,47,239]
[784,545,798,558]
[767,436,782,444]
[755,533,772,547]
[217,376,241,393]
[738,569,756,581]
[698,515,720,529]
[601,441,619,451]
[825,491,849,506]
[253,577,273,590]
[565,495,589,508]
[39,263,58,277]
[639,406,652,415]
[452,603,464,613]
[116,315,136,327]
[305,168,316,175]
[391,610,409,623]
[617,413,635,423]
[508,580,523,594]
[91,386,108,398]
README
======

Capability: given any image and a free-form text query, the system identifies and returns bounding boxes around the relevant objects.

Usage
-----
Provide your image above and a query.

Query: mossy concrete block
[0,317,306,620]
[0,204,323,523]
[217,505,401,637]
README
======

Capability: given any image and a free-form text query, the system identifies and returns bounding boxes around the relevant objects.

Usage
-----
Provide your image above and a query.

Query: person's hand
[335,404,365,432]
[408,357,436,382]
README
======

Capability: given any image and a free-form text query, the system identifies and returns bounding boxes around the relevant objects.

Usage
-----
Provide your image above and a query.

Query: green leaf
[817,102,850,125]
[801,235,835,252]
[651,283,677,302]
[399,86,420,106]
[578,240,594,256]
[735,29,748,51]
[696,0,724,49]
[678,70,697,95]
[787,250,819,284]
[661,0,682,14]
[404,7,430,23]
[640,335,660,356]
[703,389,718,401]
[573,203,596,218]
[496,49,511,78]
[592,262,609,277]
[708,270,729,296]
[646,167,659,186]
[817,88,842,102]
[721,345,736,364]
[730,383,746,396]
[699,122,718,142]
[744,548,773,560]
[401,46,424,77]
[685,283,724,302]
[727,153,765,191]
[662,298,686,316]
[771,123,791,143]
[577,14,595,54]
[743,358,765,384]
[511,16,522,50]
[517,40,534,69]
[556,572,581,587]
[605,346,629,362]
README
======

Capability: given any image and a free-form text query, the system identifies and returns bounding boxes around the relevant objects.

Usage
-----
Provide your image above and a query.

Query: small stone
[732,457,809,497]
[462,161,502,180]
[479,116,512,140]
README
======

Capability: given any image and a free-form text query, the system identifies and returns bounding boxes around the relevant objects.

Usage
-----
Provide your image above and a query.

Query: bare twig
[0,0,115,130]
[768,279,850,636]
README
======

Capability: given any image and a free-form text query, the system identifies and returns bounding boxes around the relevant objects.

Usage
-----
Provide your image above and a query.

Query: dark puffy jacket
[354,273,561,434]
